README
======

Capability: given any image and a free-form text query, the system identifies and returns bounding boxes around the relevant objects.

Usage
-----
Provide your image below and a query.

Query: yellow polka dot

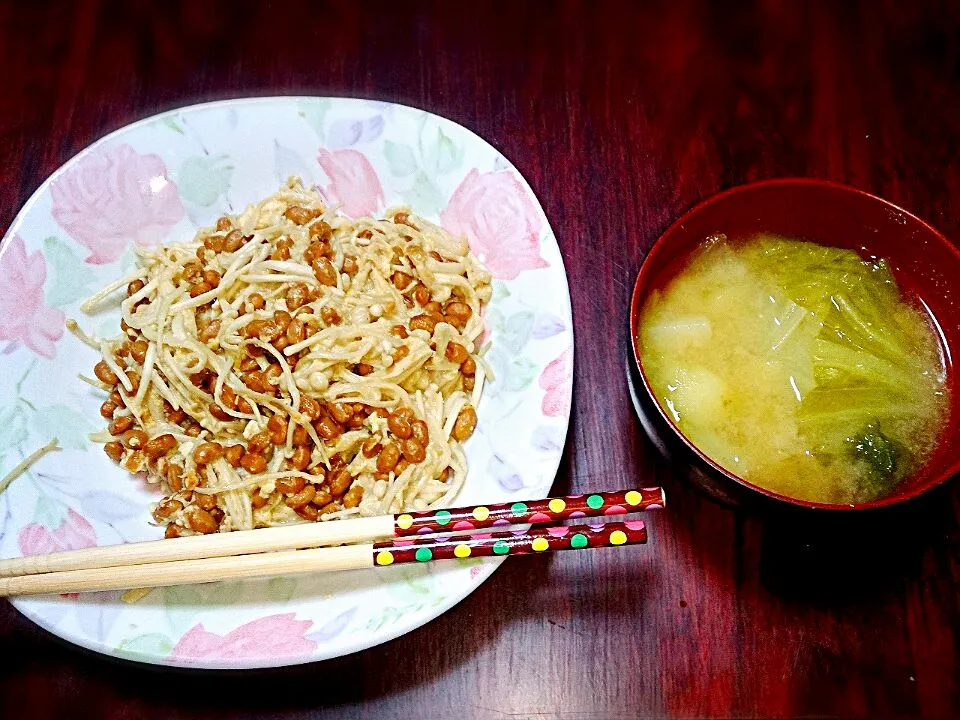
[531,537,550,552]
[472,506,490,522]
[376,550,395,566]
[548,498,566,513]
[625,490,643,506]
[454,544,471,558]
[396,514,414,530]
[610,530,627,546]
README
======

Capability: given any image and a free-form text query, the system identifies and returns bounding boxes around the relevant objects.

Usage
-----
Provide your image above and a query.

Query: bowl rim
[629,177,960,511]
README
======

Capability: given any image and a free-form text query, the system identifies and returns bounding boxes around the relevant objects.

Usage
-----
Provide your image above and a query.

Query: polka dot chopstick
[372,518,649,567]
[390,487,665,537]
[0,488,664,596]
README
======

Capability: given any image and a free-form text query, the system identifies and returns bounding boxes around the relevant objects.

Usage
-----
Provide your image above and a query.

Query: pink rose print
[441,169,548,280]
[317,148,384,218]
[170,613,317,662]
[0,236,65,358]
[51,143,185,264]
[539,345,573,418]
[18,509,97,556]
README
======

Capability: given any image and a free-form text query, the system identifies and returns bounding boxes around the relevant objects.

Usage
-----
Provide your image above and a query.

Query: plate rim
[2,94,575,669]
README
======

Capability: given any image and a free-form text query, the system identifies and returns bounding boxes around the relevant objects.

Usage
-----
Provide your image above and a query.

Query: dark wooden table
[2,1,960,717]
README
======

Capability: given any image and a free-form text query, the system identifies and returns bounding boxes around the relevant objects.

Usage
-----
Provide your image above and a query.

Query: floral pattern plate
[0,97,573,668]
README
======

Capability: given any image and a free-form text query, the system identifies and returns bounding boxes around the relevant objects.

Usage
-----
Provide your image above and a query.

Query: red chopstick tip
[640,487,666,509]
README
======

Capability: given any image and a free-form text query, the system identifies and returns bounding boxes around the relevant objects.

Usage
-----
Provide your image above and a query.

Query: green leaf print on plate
[266,577,297,603]
[483,309,536,390]
[402,172,445,217]
[43,237,98,308]
[384,140,418,176]
[502,311,535,356]
[164,584,233,636]
[398,566,433,596]
[365,597,448,633]
[116,633,175,659]
[483,345,539,396]
[492,281,511,301]
[297,98,332,142]
[161,116,185,135]
[502,356,538,392]
[422,126,464,175]
[0,406,28,465]
[177,155,234,207]
[30,404,95,451]
[33,492,69,529]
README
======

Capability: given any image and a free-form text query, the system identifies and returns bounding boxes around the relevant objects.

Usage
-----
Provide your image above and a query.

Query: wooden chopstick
[0,520,649,597]
[0,488,664,578]
[0,515,395,579]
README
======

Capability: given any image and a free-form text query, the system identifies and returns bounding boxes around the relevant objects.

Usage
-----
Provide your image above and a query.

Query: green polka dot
[434,510,452,526]
[510,502,528,517]
[570,533,589,549]
[586,494,604,510]
[492,540,511,555]
[415,547,433,562]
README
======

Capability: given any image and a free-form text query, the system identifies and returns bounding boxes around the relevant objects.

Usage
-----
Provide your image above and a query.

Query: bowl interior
[630,179,960,509]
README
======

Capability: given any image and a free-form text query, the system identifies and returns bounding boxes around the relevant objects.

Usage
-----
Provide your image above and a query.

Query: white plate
[0,97,574,668]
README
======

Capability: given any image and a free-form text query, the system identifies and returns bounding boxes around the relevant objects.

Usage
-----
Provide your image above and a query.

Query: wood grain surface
[1,1,959,717]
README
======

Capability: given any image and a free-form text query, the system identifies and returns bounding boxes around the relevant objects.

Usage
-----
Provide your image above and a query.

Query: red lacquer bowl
[628,178,960,511]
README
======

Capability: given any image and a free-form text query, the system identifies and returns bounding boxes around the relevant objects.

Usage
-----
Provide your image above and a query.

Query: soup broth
[638,234,949,504]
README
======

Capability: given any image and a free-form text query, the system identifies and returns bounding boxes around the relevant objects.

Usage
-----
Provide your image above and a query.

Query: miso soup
[637,234,949,504]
